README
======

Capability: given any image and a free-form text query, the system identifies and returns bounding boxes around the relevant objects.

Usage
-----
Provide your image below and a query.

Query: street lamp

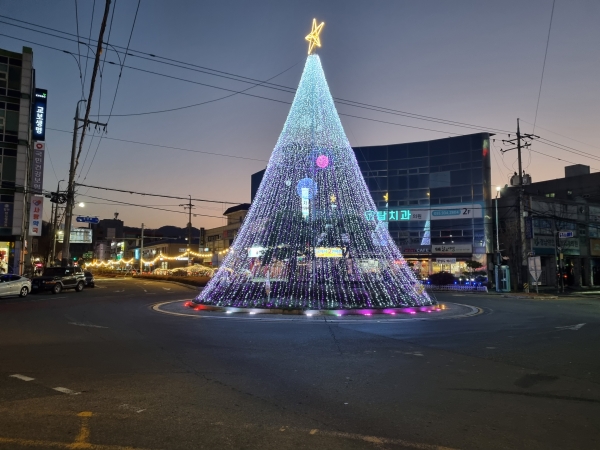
[495,186,501,292]
[78,202,85,207]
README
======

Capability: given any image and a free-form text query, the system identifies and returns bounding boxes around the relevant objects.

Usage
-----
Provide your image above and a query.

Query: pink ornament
[316,155,329,168]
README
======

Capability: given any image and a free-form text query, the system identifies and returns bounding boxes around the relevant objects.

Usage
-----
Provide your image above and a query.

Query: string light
[194,52,434,310]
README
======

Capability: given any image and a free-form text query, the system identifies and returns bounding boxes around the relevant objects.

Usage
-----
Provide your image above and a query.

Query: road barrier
[425,284,488,292]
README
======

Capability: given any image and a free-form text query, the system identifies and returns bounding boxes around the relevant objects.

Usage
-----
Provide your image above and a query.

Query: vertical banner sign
[301,187,310,220]
[32,89,47,141]
[29,196,44,236]
[31,141,45,193]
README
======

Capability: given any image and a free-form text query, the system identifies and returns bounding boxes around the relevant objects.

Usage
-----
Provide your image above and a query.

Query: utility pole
[62,0,110,266]
[140,223,144,274]
[180,196,195,266]
[501,119,539,291]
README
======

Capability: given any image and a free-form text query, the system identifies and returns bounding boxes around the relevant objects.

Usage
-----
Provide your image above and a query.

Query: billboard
[315,247,343,258]
[57,228,92,244]
[32,89,47,141]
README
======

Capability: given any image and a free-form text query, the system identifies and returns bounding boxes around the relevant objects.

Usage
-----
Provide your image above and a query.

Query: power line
[527,0,556,171]
[46,126,268,162]
[0,15,511,134]
[79,193,224,218]
[81,0,139,183]
[74,182,245,204]
[82,0,96,86]
[72,0,85,99]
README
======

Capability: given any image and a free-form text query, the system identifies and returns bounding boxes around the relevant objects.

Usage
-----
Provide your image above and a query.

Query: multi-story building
[0,46,41,275]
[251,132,493,279]
[497,165,600,288]
[204,203,250,267]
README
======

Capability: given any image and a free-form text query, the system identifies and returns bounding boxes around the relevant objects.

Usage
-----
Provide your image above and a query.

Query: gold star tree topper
[305,18,325,55]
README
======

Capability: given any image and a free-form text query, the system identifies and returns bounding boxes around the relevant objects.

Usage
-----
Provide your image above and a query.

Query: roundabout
[152,298,482,322]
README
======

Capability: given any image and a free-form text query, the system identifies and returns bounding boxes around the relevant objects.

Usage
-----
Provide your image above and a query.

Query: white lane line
[113,290,125,293]
[9,374,34,381]
[68,322,108,329]
[556,323,586,331]
[144,289,147,292]
[53,387,81,395]
[119,404,146,413]
[162,288,171,291]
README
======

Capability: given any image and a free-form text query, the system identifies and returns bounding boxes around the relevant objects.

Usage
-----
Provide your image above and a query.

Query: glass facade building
[353,132,493,279]
[251,133,493,279]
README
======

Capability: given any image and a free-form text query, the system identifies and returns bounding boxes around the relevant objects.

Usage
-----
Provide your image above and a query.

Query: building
[0,46,41,275]
[497,165,600,288]
[251,132,493,279]
[204,203,250,266]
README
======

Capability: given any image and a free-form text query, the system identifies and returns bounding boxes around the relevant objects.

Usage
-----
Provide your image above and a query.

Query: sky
[1,0,599,230]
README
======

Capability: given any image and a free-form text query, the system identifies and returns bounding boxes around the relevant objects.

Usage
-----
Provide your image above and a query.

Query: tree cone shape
[196,55,434,309]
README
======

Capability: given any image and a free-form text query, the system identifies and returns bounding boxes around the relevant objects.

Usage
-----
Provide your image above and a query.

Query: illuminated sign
[315,247,343,258]
[301,187,310,220]
[32,89,47,141]
[31,142,45,193]
[28,196,44,236]
[365,205,483,222]
[432,244,472,254]
[57,228,92,244]
[248,246,266,258]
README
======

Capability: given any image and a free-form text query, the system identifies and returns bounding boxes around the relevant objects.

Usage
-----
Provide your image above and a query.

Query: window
[533,218,552,236]
[545,193,555,198]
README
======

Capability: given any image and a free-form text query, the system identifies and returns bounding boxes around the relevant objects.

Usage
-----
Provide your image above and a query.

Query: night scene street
[1,1,600,449]
[1,279,599,449]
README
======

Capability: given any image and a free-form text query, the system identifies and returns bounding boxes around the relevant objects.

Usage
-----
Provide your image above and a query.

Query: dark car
[84,271,95,288]
[31,266,86,294]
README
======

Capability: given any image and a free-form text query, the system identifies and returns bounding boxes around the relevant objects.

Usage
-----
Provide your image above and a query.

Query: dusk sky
[1,0,599,230]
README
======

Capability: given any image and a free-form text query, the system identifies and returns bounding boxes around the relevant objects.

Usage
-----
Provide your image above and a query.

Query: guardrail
[424,284,488,292]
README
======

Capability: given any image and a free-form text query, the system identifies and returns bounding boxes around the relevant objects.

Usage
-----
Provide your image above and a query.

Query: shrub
[429,272,456,285]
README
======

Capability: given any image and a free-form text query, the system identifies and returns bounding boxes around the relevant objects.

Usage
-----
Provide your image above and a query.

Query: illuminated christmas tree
[194,20,434,310]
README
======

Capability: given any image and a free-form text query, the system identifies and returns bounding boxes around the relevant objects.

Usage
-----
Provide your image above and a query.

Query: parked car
[84,271,95,288]
[0,274,31,298]
[31,267,86,294]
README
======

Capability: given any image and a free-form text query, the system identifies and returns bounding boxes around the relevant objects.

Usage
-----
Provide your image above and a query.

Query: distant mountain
[122,225,202,238]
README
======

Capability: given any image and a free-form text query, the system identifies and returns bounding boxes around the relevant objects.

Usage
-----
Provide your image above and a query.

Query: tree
[194,53,433,310]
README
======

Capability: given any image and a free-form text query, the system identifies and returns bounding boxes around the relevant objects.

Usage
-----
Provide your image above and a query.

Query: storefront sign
[533,236,580,255]
[32,89,47,141]
[432,244,472,254]
[30,141,45,193]
[28,196,43,236]
[590,239,600,257]
[436,258,456,263]
[399,245,430,254]
[0,202,13,228]
[315,247,343,258]
[365,204,483,222]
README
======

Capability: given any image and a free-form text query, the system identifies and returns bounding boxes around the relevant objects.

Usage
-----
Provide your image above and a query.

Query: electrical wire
[72,0,85,99]
[0,15,511,134]
[82,0,96,87]
[46,126,268,162]
[74,182,245,204]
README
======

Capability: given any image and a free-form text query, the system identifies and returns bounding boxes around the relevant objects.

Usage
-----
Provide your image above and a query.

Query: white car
[0,274,31,298]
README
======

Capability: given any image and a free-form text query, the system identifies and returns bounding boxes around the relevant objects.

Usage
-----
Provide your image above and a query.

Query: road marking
[9,374,34,381]
[69,322,108,329]
[556,323,586,331]
[162,288,171,291]
[75,412,92,446]
[119,404,146,413]
[310,429,318,435]
[53,387,81,395]
[114,290,125,293]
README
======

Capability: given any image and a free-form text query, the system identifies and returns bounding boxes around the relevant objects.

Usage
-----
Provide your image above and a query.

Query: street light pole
[495,187,501,292]
[140,223,144,274]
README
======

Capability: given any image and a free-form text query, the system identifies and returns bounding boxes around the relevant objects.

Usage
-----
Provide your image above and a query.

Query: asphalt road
[0,278,599,450]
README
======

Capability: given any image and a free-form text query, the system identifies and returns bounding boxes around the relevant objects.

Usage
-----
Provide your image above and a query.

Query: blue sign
[76,216,99,224]
[558,231,574,239]
[32,89,47,141]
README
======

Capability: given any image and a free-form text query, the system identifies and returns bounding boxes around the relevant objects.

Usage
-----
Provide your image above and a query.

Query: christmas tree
[194,20,434,310]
